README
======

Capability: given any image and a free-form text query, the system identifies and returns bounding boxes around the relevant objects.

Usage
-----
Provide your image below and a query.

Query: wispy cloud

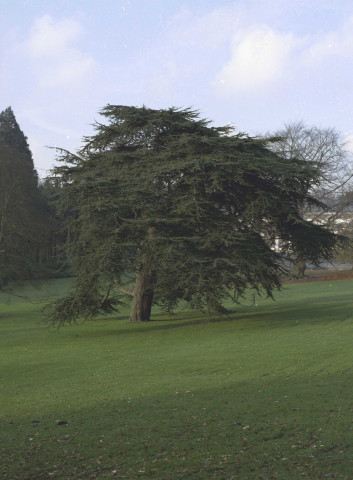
[25,15,95,86]
[303,15,353,64]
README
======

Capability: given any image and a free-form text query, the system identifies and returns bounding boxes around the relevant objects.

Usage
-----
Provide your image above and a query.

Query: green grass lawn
[1,278,353,479]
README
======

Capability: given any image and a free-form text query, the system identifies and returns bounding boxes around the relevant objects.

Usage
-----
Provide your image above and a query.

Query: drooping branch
[100,284,111,306]
[113,281,134,296]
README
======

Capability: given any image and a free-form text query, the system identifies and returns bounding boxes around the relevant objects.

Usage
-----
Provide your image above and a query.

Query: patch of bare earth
[285,269,353,284]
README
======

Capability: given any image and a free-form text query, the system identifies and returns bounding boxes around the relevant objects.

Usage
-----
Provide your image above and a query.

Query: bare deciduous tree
[268,121,353,275]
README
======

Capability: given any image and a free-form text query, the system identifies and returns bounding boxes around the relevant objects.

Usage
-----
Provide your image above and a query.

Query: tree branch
[113,281,134,296]
[100,284,111,306]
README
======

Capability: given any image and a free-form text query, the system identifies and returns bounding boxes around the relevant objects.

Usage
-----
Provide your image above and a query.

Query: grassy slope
[1,279,353,479]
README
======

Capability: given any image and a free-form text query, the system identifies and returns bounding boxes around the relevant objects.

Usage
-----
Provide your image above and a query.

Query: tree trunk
[129,220,155,322]
[129,266,154,322]
[292,257,306,277]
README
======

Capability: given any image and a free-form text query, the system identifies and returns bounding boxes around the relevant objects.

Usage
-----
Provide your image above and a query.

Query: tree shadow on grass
[3,371,353,480]
[75,292,353,339]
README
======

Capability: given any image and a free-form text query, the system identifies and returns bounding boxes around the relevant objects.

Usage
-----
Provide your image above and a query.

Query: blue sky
[1,0,353,175]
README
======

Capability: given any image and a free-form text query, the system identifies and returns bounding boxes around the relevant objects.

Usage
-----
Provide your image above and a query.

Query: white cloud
[25,15,95,86]
[214,13,353,96]
[214,27,296,93]
[28,15,83,58]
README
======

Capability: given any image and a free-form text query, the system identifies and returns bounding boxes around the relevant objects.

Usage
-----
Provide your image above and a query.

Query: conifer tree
[47,105,343,325]
[0,107,52,289]
[0,107,37,180]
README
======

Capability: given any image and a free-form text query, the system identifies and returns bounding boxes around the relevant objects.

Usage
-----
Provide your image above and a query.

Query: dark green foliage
[44,277,118,325]
[47,105,341,325]
[38,178,72,278]
[0,107,37,181]
[0,107,55,289]
[0,139,38,286]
